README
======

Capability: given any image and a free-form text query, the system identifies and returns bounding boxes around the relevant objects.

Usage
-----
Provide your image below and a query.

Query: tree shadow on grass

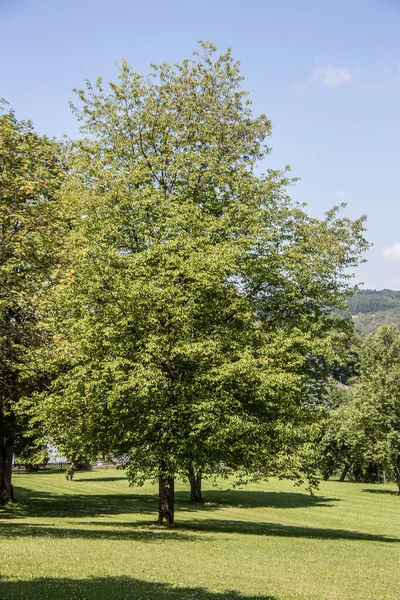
[0,576,277,600]
[73,478,339,510]
[0,487,158,519]
[176,489,339,510]
[75,475,128,483]
[1,486,338,521]
[1,517,397,544]
[178,518,399,543]
[0,521,199,542]
[362,488,399,496]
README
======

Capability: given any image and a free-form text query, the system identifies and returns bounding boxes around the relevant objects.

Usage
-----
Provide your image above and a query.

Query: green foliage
[0,110,65,362]
[315,385,374,481]
[0,107,65,500]
[351,326,400,491]
[39,44,368,513]
[13,428,49,469]
[317,326,400,485]
[316,387,353,479]
[329,324,360,385]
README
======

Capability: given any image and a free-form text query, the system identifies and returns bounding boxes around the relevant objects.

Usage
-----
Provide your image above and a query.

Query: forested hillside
[347,289,400,334]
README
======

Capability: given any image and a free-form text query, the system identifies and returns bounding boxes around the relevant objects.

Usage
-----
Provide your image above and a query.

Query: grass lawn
[0,470,399,600]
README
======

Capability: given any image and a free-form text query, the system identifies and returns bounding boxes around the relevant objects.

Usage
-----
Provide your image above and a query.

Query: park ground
[0,470,399,600]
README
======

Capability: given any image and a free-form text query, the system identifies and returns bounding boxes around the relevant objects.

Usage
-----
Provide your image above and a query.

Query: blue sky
[1,0,399,289]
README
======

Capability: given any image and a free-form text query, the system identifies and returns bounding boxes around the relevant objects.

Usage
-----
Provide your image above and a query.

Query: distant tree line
[346,290,400,335]
[347,289,400,315]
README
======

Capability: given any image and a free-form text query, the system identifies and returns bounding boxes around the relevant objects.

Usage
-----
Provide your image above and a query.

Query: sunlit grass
[1,470,399,599]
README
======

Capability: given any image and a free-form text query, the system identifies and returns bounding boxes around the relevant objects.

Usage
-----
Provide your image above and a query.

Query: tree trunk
[188,464,203,502]
[339,462,351,482]
[0,435,15,504]
[158,462,174,525]
[0,371,17,504]
[322,469,332,481]
[394,467,400,496]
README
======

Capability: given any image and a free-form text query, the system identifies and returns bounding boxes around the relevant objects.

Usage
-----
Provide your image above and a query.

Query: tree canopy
[351,326,400,493]
[35,44,369,523]
[0,104,65,502]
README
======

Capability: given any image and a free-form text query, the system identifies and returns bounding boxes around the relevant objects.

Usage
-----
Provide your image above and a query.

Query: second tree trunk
[158,462,174,524]
[188,464,203,502]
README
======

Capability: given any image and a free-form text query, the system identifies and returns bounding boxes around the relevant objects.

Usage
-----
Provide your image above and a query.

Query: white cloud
[383,242,400,263]
[312,65,352,88]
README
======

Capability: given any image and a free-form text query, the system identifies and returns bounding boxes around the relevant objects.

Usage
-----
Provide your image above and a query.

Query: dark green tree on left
[0,104,65,502]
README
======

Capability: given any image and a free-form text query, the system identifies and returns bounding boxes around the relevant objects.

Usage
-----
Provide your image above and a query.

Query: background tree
[351,326,400,493]
[315,386,363,481]
[0,104,65,502]
[40,44,368,523]
[12,410,50,472]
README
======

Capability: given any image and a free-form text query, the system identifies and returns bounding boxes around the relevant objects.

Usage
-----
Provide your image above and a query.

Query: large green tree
[41,44,368,523]
[351,326,400,493]
[0,105,65,502]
